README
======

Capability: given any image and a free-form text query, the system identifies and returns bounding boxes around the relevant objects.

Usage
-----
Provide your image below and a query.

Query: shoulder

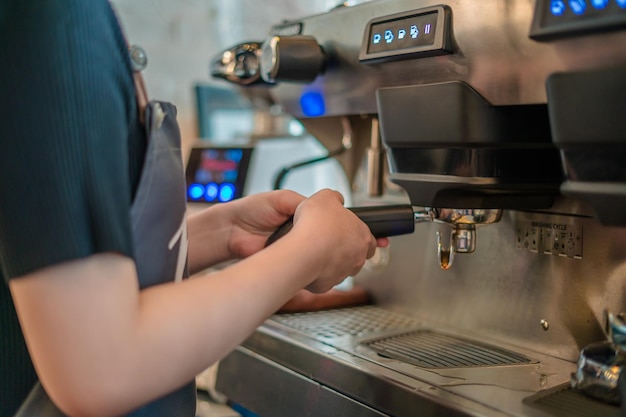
[0,0,137,138]
[1,0,133,85]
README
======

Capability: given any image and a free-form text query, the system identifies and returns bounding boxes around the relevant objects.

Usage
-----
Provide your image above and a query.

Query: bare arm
[10,189,378,417]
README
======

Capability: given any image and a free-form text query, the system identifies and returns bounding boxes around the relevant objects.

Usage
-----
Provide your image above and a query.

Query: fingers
[366,238,378,259]
[376,237,390,249]
[273,189,306,217]
[287,188,383,293]
[312,188,345,206]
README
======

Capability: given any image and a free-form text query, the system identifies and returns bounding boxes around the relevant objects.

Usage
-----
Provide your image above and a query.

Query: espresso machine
[210,1,626,416]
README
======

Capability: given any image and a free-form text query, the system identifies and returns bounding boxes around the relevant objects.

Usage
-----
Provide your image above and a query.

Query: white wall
[109,0,348,151]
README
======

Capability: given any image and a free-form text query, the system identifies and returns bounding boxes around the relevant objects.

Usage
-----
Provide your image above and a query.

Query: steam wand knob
[260,35,326,83]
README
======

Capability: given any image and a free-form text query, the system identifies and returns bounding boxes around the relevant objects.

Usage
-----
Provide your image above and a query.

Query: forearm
[186,203,234,273]
[134,240,313,384]
[10,240,316,417]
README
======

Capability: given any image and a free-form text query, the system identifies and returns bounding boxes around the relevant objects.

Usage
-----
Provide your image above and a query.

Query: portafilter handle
[265,204,416,247]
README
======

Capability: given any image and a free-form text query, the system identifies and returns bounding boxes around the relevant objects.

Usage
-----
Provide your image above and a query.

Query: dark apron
[14,101,196,417]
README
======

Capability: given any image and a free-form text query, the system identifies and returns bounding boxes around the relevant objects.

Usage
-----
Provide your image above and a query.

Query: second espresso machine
[210,1,626,416]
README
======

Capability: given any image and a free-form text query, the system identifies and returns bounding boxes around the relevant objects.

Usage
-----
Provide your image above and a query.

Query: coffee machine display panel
[359,5,451,63]
[531,0,626,40]
[185,146,253,204]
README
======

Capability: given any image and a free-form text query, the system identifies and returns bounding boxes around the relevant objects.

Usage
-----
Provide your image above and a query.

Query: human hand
[225,189,306,259]
[278,286,371,313]
[286,189,378,293]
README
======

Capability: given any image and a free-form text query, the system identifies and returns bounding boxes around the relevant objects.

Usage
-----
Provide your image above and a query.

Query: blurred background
[110,0,366,155]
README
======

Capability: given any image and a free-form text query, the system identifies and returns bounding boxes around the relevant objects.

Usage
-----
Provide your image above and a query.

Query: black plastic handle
[264,204,415,247]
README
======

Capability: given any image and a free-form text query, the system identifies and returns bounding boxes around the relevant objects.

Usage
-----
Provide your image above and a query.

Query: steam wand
[272,117,352,190]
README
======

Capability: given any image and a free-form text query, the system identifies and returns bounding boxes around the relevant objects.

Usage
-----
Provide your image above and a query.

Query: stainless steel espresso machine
[210,1,626,416]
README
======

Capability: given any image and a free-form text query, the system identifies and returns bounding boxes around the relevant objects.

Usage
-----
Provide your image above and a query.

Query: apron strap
[133,71,148,125]
[129,44,149,125]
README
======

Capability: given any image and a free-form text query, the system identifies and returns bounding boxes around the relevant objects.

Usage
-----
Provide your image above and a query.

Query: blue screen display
[186,147,252,203]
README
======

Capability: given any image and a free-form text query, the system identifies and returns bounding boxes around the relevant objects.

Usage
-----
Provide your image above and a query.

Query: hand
[278,286,371,313]
[287,189,378,293]
[225,190,306,259]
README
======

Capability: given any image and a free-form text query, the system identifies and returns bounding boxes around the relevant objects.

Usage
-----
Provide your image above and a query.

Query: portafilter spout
[418,208,503,270]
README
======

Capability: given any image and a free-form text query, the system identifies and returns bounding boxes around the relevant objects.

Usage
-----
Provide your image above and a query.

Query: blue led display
[551,0,567,15]
[300,91,325,117]
[569,0,587,14]
[205,183,219,202]
[226,148,243,162]
[591,0,609,9]
[188,183,205,200]
[219,183,236,202]
[533,0,626,40]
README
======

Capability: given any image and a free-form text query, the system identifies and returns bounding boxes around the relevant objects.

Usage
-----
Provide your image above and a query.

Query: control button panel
[185,147,253,204]
[530,0,626,40]
[359,5,451,64]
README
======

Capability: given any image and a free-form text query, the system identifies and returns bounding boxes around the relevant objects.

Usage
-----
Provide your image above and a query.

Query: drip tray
[272,305,422,339]
[273,306,534,369]
[264,307,579,416]
[362,330,533,369]
[524,383,622,417]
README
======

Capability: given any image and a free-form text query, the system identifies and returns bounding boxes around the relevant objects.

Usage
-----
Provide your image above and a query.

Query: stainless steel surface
[210,41,264,86]
[216,197,626,416]
[609,312,626,349]
[366,117,384,197]
[570,311,626,405]
[262,0,626,116]
[412,208,503,268]
[571,341,625,405]
[360,205,626,362]
[211,0,626,415]
[217,306,578,417]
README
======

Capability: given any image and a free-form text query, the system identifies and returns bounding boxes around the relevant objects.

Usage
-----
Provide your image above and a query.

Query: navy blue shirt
[0,1,146,415]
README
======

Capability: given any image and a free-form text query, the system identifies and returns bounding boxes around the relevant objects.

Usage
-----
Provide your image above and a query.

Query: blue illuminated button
[188,183,205,200]
[550,0,567,15]
[226,148,243,162]
[300,91,325,117]
[205,183,219,202]
[617,0,626,8]
[398,29,406,40]
[219,183,236,202]
[372,33,381,44]
[384,29,394,43]
[410,25,419,39]
[591,0,608,8]
[569,0,587,14]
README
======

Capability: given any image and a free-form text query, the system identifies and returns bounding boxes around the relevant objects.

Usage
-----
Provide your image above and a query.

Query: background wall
[109,0,354,151]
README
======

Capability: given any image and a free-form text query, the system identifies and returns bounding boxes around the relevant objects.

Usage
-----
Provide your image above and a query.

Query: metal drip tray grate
[271,306,421,339]
[524,383,622,417]
[363,330,533,368]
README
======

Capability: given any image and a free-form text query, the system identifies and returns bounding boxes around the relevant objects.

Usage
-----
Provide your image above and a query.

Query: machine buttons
[531,0,626,40]
[359,5,451,64]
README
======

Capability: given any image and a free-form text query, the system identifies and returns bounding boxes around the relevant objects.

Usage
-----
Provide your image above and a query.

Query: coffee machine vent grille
[362,330,534,368]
